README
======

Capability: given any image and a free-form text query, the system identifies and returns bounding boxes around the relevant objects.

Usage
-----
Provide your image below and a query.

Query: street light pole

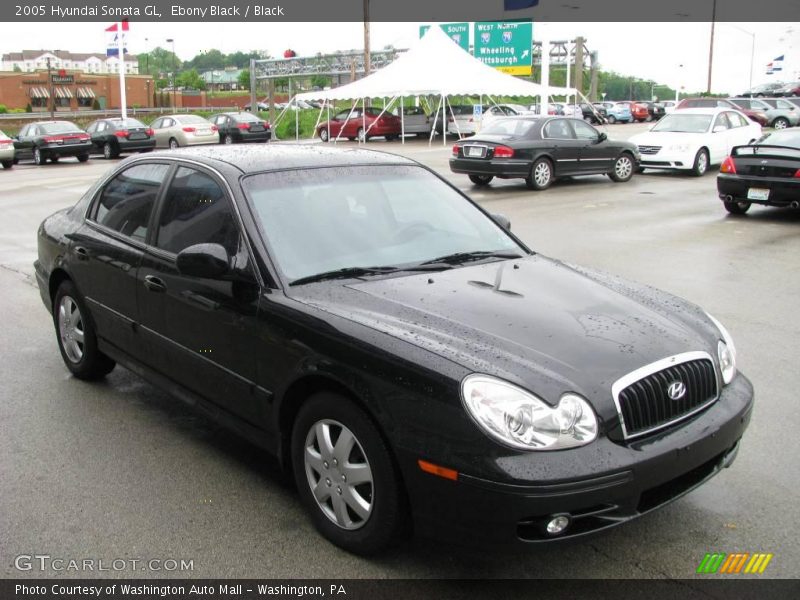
[707,0,717,93]
[166,38,176,109]
[46,57,55,119]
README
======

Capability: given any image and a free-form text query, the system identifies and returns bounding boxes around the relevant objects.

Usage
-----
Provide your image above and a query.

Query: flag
[766,62,773,74]
[772,55,784,71]
[505,0,539,9]
[105,20,129,57]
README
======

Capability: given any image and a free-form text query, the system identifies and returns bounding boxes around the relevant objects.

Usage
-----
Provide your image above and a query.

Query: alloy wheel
[303,419,374,530]
[615,156,633,180]
[58,295,85,363]
[534,161,551,187]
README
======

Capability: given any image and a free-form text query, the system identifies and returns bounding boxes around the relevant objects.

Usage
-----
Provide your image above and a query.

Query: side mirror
[713,125,727,133]
[176,243,230,279]
[597,132,608,143]
[491,213,511,231]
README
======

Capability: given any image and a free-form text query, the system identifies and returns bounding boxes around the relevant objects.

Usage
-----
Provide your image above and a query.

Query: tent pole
[446,96,463,139]
[441,94,446,147]
[400,95,405,144]
[362,97,366,144]
[428,95,442,147]
[295,98,299,142]
[335,99,358,144]
[312,103,324,140]
[364,96,397,138]
[326,102,330,142]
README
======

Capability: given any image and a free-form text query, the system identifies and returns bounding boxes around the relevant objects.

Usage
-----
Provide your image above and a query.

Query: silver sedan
[0,130,15,169]
[150,114,219,149]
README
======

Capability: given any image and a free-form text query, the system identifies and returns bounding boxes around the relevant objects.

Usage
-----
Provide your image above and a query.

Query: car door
[136,164,263,424]
[709,113,733,164]
[90,120,108,152]
[13,125,32,160]
[68,162,171,360]
[541,118,582,175]
[571,119,614,174]
[341,109,362,137]
[150,117,167,147]
[212,115,231,141]
[726,111,757,148]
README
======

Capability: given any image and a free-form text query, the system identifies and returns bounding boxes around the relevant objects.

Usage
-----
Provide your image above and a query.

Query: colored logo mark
[696,552,774,574]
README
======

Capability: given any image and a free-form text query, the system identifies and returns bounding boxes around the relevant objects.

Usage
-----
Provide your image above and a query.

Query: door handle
[73,246,89,260]
[143,275,167,293]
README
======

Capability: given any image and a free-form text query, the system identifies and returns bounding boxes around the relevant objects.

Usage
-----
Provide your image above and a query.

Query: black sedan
[85,118,156,159]
[209,112,271,144]
[717,129,800,214]
[35,145,752,554]
[579,102,607,124]
[638,101,666,121]
[12,121,91,165]
[450,117,640,190]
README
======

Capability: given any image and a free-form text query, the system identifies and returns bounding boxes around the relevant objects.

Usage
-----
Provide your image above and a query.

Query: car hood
[287,255,719,418]
[629,131,708,146]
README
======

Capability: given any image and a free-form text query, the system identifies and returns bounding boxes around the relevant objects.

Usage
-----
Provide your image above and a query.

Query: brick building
[0,71,154,112]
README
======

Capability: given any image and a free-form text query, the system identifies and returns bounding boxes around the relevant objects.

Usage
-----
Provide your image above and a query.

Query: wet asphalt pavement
[1,123,798,579]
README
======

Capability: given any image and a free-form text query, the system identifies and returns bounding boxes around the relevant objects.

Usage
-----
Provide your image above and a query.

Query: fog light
[546,515,570,535]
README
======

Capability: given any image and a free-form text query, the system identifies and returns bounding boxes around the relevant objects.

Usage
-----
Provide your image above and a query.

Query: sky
[1,21,798,94]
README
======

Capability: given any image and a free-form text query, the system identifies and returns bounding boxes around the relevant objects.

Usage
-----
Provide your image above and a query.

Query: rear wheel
[609,153,635,182]
[724,200,751,215]
[526,157,553,190]
[77,154,89,163]
[169,137,180,149]
[291,392,407,555]
[772,117,790,130]
[53,281,116,380]
[223,134,234,145]
[1,160,12,169]
[607,115,617,124]
[469,174,494,186]
[50,156,59,163]
[33,146,45,166]
[691,148,709,177]
[103,142,119,159]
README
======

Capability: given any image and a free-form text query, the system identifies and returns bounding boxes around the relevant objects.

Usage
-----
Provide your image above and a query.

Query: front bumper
[718,173,800,206]
[450,157,531,178]
[400,373,753,547]
[639,149,696,170]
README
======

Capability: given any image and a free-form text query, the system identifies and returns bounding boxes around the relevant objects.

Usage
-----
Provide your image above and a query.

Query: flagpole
[117,22,127,120]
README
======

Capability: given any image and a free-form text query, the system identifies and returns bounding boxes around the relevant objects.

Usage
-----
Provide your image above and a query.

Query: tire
[609,153,635,182]
[319,128,330,142]
[357,127,367,143]
[169,137,180,149]
[772,117,790,130]
[469,174,494,186]
[607,115,617,124]
[102,142,118,159]
[223,134,234,145]
[291,392,407,555]
[724,200,751,215]
[347,137,356,142]
[33,146,45,166]
[77,154,89,163]
[386,134,398,141]
[53,281,116,380]
[526,157,554,190]
[2,159,13,169]
[645,114,653,122]
[691,148,709,177]
[50,156,59,164]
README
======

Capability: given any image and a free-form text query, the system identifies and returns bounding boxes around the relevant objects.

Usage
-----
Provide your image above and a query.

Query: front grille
[614,354,718,440]
[638,145,662,155]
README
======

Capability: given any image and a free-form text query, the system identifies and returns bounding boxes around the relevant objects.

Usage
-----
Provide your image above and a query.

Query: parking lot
[1,122,798,578]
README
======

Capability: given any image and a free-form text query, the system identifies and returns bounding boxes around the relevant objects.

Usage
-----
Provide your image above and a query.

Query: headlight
[461,375,598,451]
[705,312,737,385]
[669,144,691,152]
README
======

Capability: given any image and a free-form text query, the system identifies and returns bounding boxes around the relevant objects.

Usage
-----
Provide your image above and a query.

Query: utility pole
[363,0,371,77]
[46,57,54,119]
[573,36,585,100]
[707,0,716,93]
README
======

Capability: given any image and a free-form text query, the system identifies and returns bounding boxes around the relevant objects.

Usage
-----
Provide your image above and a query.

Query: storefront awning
[29,87,50,98]
[55,87,74,99]
[77,87,96,99]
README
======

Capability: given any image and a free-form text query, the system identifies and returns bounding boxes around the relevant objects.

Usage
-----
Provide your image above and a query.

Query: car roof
[671,107,735,115]
[139,144,417,174]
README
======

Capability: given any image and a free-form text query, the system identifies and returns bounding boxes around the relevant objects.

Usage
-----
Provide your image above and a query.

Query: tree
[13,64,22,72]
[238,69,251,90]
[310,74,331,89]
[137,47,181,78]
[227,51,266,68]
[176,68,206,90]
[185,49,226,71]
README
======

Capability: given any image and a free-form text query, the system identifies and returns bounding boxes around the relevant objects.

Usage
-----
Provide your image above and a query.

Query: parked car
[629,108,762,176]
[316,107,401,142]
[434,104,518,137]
[450,117,639,190]
[244,102,270,111]
[85,118,156,159]
[12,121,91,165]
[676,98,769,127]
[0,130,15,169]
[579,102,606,124]
[35,144,752,554]
[637,101,666,121]
[717,129,800,214]
[735,97,800,129]
[430,104,474,134]
[602,102,633,124]
[741,82,785,97]
[551,103,581,118]
[150,114,219,149]
[210,112,271,144]
[528,103,560,116]
[659,101,677,114]
[616,101,650,122]
[784,97,800,110]
[390,106,432,137]
[775,81,800,97]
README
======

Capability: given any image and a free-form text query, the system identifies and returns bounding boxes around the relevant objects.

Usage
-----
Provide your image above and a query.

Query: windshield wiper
[289,263,452,286]
[420,250,523,266]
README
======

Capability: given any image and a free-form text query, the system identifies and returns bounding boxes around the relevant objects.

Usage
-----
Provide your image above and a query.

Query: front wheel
[607,115,617,124]
[169,138,180,149]
[357,127,367,143]
[469,174,494,186]
[609,154,635,182]
[772,117,790,130]
[77,153,89,163]
[53,281,116,380]
[724,200,751,215]
[2,159,13,169]
[526,157,554,190]
[691,148,709,177]
[291,392,407,555]
[319,128,330,142]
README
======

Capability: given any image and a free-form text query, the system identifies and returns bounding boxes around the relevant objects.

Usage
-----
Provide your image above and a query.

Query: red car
[617,101,650,122]
[676,98,769,126]
[317,107,401,142]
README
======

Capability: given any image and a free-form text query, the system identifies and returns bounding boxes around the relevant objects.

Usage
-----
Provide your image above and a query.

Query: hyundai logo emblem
[667,381,687,401]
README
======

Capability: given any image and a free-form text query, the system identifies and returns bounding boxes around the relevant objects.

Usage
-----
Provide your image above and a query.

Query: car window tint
[713,114,730,130]
[94,164,169,242]
[543,119,574,139]
[572,120,598,140]
[155,167,238,256]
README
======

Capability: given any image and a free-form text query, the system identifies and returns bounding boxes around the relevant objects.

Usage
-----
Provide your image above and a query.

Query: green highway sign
[419,23,470,53]
[473,20,533,76]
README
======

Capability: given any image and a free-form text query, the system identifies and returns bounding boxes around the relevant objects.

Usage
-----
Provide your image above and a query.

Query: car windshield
[243,165,523,283]
[480,119,537,136]
[176,115,209,124]
[755,130,800,149]
[651,114,712,133]
[40,122,81,134]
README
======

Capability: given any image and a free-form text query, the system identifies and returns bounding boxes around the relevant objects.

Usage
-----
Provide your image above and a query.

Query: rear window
[176,115,210,124]
[756,130,800,149]
[481,119,538,136]
[40,122,81,134]
[234,112,262,122]
[114,119,146,128]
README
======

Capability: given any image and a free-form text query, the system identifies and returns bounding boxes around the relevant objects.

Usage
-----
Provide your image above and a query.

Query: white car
[659,101,677,114]
[0,130,15,169]
[391,106,432,136]
[629,107,762,176]
[448,104,519,135]
[150,114,219,149]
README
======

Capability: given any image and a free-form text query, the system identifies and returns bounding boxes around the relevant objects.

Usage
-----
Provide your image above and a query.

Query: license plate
[466,146,485,158]
[197,129,211,135]
[250,126,263,132]
[747,187,770,201]
[129,133,146,140]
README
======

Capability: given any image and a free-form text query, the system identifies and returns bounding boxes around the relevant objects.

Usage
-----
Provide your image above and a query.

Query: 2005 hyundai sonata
[35,145,753,554]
